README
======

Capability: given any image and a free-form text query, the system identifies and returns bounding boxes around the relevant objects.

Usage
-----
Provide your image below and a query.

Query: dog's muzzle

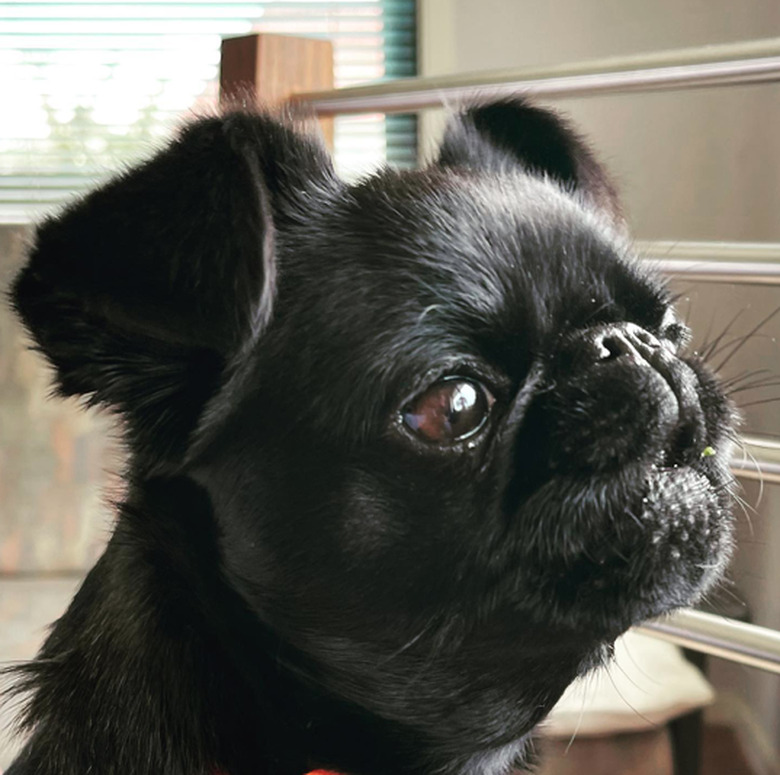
[548,322,706,474]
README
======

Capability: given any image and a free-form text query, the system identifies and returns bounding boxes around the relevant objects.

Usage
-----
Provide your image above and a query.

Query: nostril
[569,324,663,370]
[597,335,629,361]
[592,325,663,365]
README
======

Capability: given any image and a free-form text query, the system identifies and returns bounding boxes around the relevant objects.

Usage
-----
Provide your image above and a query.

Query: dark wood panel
[221,33,334,147]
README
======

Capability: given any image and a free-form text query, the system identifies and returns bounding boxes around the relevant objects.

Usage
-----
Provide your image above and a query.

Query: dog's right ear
[435,99,622,223]
[12,112,337,468]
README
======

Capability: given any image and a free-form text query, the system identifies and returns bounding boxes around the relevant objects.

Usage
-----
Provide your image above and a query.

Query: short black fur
[5,99,735,775]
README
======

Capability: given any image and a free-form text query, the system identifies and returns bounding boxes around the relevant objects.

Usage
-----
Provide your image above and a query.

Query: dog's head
[12,100,735,774]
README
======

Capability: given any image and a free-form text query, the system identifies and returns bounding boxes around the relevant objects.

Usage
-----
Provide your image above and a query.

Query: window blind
[0,0,417,224]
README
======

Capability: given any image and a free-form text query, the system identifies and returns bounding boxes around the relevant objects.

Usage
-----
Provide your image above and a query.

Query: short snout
[560,321,671,373]
[544,322,711,475]
[592,322,665,362]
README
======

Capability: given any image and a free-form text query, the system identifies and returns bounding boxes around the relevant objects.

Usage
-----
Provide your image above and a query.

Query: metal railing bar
[638,241,780,263]
[639,241,780,285]
[291,37,780,115]
[635,609,780,674]
[652,259,780,285]
[732,435,780,485]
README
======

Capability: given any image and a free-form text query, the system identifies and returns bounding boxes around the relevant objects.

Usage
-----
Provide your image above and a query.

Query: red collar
[214,769,339,775]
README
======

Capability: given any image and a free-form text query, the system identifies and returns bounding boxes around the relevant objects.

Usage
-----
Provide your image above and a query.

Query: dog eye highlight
[402,378,495,444]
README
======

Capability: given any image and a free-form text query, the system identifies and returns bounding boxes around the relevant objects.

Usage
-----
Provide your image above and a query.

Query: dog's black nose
[592,323,662,363]
[542,322,685,474]
[566,323,667,372]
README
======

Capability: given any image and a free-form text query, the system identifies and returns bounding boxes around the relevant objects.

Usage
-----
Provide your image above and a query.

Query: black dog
[5,99,735,775]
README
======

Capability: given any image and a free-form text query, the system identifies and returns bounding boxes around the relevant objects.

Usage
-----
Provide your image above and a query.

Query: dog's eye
[402,378,495,444]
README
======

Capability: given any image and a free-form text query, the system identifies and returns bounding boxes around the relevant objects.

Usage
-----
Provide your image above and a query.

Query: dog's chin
[512,453,735,637]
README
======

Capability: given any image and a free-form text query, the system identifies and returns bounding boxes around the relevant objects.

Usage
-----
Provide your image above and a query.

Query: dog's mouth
[498,344,735,636]
[505,462,734,638]
[541,465,728,609]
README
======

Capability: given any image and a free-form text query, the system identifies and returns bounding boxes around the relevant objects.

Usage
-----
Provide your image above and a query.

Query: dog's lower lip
[516,459,728,578]
[643,460,723,517]
[506,460,732,634]
[653,461,688,474]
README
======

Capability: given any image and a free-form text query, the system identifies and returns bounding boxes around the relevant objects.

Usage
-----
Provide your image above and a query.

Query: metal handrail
[640,241,780,285]
[653,261,780,284]
[636,609,780,674]
[292,37,780,115]
[731,436,780,485]
[640,241,780,262]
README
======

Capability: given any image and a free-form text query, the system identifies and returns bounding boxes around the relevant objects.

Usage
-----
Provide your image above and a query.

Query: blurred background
[1,1,779,772]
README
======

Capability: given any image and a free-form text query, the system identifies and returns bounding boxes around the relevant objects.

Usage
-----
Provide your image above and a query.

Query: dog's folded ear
[435,98,622,221]
[12,112,335,466]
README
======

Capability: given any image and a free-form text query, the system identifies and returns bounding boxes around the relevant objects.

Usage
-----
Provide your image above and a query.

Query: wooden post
[220,34,335,147]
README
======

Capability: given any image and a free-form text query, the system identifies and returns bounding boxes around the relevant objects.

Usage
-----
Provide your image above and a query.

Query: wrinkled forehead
[287,170,653,339]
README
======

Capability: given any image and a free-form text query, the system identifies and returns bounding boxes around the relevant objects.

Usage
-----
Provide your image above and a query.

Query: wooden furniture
[221,34,334,146]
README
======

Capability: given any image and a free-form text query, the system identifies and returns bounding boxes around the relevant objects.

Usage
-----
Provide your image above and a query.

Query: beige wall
[419,0,780,241]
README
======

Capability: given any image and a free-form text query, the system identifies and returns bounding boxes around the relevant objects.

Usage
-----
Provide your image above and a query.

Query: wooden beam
[220,33,335,147]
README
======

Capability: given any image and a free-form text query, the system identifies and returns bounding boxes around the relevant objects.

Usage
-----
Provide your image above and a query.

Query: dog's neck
[8,477,473,775]
[7,476,544,775]
[6,477,316,775]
